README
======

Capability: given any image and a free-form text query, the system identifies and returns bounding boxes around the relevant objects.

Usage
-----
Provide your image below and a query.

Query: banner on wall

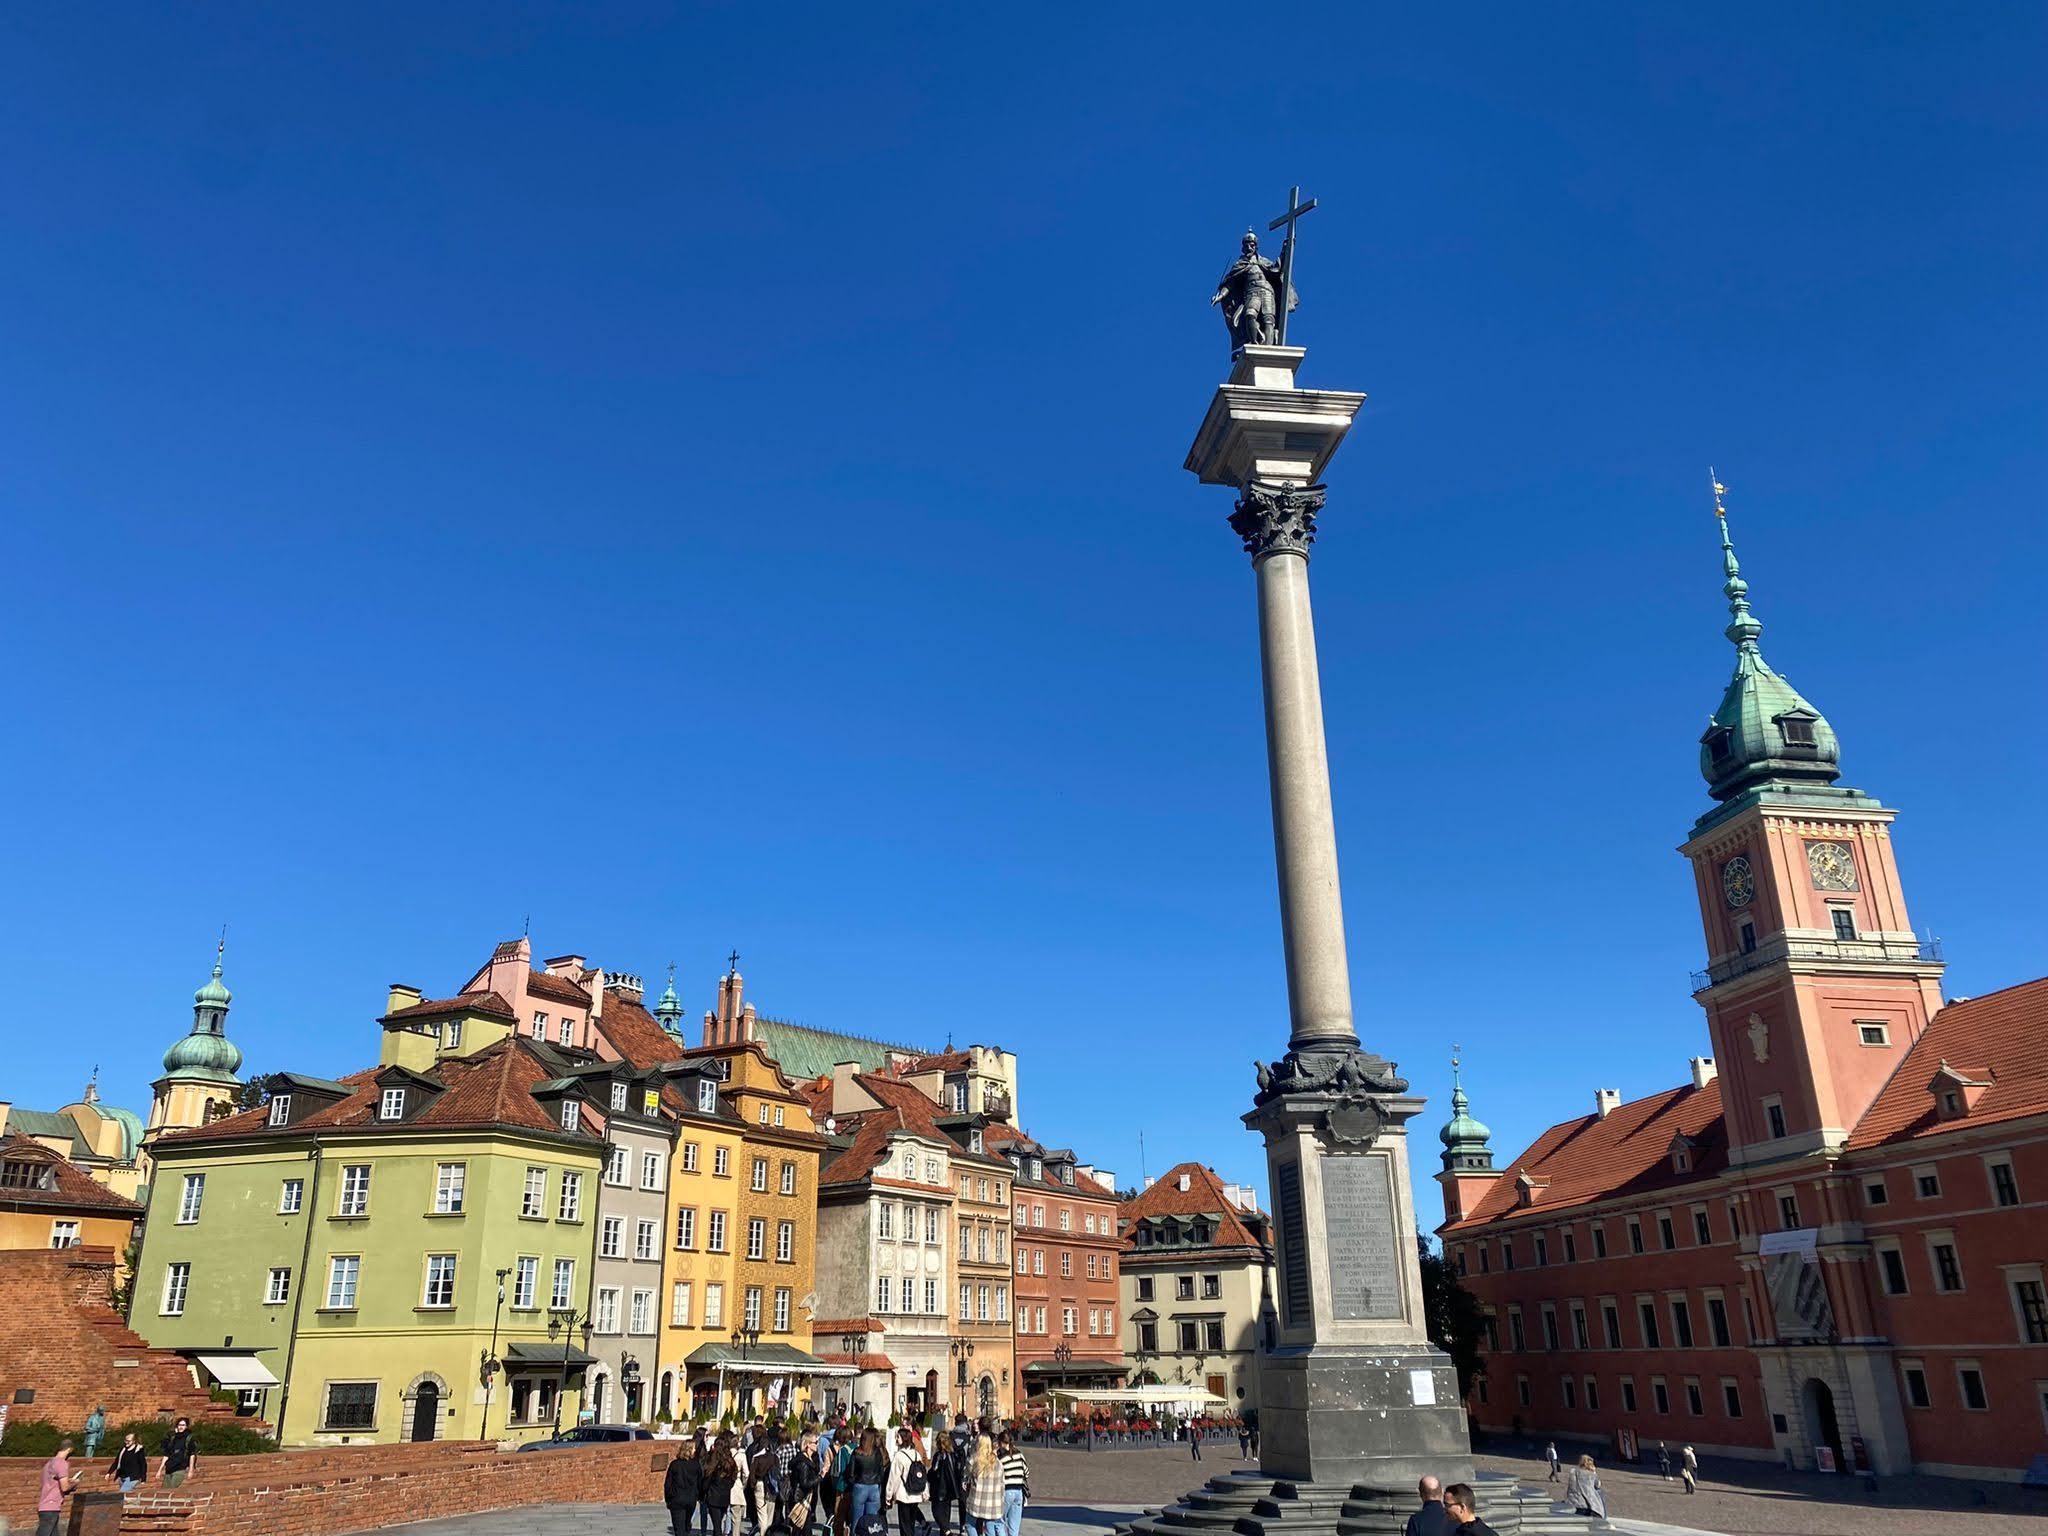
[1759,1228,1835,1340]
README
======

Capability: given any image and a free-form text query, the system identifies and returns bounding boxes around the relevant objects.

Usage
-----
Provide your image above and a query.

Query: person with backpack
[886,1425,930,1536]
[748,1426,786,1536]
[849,1426,888,1536]
[703,1435,741,1536]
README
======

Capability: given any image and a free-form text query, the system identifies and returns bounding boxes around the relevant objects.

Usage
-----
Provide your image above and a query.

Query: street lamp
[731,1325,764,1418]
[949,1337,977,1412]
[479,1266,511,1439]
[547,1307,594,1441]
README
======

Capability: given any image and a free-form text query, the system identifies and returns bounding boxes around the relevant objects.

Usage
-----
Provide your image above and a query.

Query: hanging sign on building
[1759,1228,1834,1340]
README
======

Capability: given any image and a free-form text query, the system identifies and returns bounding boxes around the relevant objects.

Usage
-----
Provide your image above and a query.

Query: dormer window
[697,1080,716,1113]
[268,1095,292,1127]
[1061,1165,1075,1186]
[1673,1147,1690,1173]
[969,1129,984,1153]
[1779,714,1817,747]
[562,1100,582,1133]
[1029,1158,1042,1181]
[1706,727,1733,765]
[380,1088,406,1121]
[611,1082,629,1112]
[950,1083,967,1112]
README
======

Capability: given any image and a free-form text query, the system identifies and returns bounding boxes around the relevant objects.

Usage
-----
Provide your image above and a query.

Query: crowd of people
[1404,1447,1618,1536]
[661,1410,1030,1536]
[33,1415,200,1535]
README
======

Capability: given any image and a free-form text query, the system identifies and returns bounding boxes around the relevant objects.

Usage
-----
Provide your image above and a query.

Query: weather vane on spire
[1710,468,1729,521]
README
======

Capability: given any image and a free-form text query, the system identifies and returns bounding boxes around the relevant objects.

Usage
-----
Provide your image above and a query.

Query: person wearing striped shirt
[995,1434,1029,1536]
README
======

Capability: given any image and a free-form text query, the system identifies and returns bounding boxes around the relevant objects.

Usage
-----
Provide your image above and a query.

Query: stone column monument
[1127,199,1481,1536]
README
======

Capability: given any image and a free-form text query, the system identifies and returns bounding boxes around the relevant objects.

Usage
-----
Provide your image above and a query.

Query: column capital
[1229,481,1326,563]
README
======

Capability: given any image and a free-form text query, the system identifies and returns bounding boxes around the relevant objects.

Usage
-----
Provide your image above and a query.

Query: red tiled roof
[904,1050,972,1074]
[160,1038,603,1146]
[1846,977,2048,1149]
[528,970,593,1006]
[382,990,515,1024]
[981,1121,1117,1199]
[815,1353,895,1371]
[590,997,692,1117]
[819,1112,910,1187]
[1442,1079,1727,1231]
[1118,1162,1266,1253]
[0,1135,144,1215]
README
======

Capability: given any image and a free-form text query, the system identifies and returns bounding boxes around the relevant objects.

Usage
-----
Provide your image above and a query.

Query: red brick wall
[0,1247,243,1438]
[7,1440,671,1536]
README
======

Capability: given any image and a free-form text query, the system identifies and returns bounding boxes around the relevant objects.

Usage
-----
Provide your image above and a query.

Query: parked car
[517,1423,657,1451]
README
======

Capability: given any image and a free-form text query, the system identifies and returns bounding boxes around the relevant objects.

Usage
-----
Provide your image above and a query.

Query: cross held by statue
[1267,186,1317,347]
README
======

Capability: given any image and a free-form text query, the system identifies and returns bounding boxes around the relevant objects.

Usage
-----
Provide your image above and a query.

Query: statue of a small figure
[1211,230,1298,353]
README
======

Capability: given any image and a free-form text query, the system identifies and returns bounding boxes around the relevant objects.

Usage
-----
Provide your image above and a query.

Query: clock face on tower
[1722,856,1755,909]
[1806,840,1860,891]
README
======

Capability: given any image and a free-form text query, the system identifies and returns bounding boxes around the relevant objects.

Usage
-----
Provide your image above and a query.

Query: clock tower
[1678,484,1944,1166]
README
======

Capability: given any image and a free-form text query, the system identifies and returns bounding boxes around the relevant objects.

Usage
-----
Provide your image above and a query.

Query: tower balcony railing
[1690,934,1943,992]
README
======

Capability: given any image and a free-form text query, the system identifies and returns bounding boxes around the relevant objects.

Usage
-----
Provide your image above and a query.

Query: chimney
[387,984,423,1015]
[1143,1175,1156,1191]
[1689,1056,1718,1090]
[1594,1088,1622,1120]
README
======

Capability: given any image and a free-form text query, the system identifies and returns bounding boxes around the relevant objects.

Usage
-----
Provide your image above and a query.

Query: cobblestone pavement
[339,1445,2048,1536]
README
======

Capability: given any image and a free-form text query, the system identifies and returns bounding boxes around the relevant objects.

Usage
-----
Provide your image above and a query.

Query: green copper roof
[194,958,232,1009]
[653,966,685,1037]
[1699,486,1840,802]
[1439,1055,1494,1173]
[752,1018,918,1082]
[163,948,244,1083]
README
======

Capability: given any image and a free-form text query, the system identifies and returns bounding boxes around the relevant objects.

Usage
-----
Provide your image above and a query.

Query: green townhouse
[134,1035,610,1446]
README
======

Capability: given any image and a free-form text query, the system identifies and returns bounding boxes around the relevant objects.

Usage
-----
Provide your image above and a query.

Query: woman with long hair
[962,1433,1005,1536]
[665,1437,704,1536]
[886,1425,930,1536]
[995,1432,1028,1536]
[702,1433,741,1536]
[849,1425,888,1534]
[1564,1453,1606,1519]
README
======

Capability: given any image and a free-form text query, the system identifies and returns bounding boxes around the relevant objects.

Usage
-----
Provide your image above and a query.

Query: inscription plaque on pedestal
[1321,1154,1402,1320]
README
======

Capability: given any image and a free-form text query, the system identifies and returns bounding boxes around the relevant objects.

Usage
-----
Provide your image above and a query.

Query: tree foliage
[1417,1233,1487,1397]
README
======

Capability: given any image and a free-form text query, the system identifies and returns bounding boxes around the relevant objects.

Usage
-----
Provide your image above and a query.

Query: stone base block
[1115,1470,1607,1536]
[1257,1345,1473,1491]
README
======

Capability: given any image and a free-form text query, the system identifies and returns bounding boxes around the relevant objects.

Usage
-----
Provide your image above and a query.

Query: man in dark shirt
[1403,1475,1453,1536]
[1442,1483,1498,1536]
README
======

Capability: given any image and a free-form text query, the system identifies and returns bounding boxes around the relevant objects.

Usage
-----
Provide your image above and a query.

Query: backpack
[902,1458,929,1497]
[752,1448,782,1496]
[832,1441,856,1485]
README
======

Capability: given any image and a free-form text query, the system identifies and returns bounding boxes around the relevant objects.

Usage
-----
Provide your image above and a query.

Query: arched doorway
[658,1370,676,1421]
[924,1369,939,1413]
[409,1379,440,1442]
[977,1374,996,1418]
[1801,1378,1845,1472]
[589,1371,609,1423]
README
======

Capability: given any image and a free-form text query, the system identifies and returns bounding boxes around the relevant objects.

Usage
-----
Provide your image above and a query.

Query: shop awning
[684,1342,838,1374]
[1052,1385,1227,1406]
[504,1342,599,1368]
[193,1353,278,1388]
[1021,1358,1124,1376]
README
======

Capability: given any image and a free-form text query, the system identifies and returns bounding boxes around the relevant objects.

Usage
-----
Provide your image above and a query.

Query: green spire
[1698,472,1841,802]
[1439,1046,1494,1173]
[653,960,685,1038]
[164,936,244,1083]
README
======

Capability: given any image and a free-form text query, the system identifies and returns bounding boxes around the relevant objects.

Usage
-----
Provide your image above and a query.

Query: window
[747,1218,766,1261]
[672,1281,693,1326]
[1516,1376,1531,1408]
[639,1151,661,1191]
[611,1082,629,1111]
[280,1177,304,1214]
[1562,1228,1577,1263]
[2010,1276,2048,1344]
[1693,1208,1712,1245]
[268,1095,291,1126]
[434,1162,465,1214]
[325,1255,359,1309]
[980,1286,994,1323]
[1831,908,1858,941]
[1637,1300,1661,1349]
[926,1207,941,1244]
[682,1142,700,1173]
[1864,1177,1888,1207]
[1503,1239,1515,1270]
[1671,1298,1695,1349]
[595,1287,621,1333]
[178,1173,206,1224]
[1601,1302,1621,1349]
[265,1266,292,1304]
[1901,1362,1931,1409]
[697,1081,716,1113]
[1657,1214,1675,1250]
[158,1262,191,1315]
[1033,1204,1045,1227]
[780,1161,797,1196]
[959,1282,972,1321]
[1058,1209,1071,1231]
[1931,1240,1963,1293]
[704,1283,724,1328]
[1685,1379,1704,1415]
[877,1204,894,1240]
[444,1021,461,1050]
[423,1253,456,1308]
[1585,1377,1600,1412]
[1989,1159,2020,1207]
[1541,1306,1560,1351]
[1534,1234,1548,1266]
[1778,1192,1800,1230]
[338,1164,371,1217]
[636,1219,658,1260]
[532,1011,548,1039]
[1706,1295,1731,1347]
[1652,1378,1670,1415]
[522,1167,546,1218]
[1592,1225,1607,1260]
[1739,919,1757,954]
[675,1206,697,1248]
[996,1288,1011,1323]
[773,1288,791,1332]
[1137,1319,1157,1351]
[1626,1219,1643,1255]
[1957,1363,1988,1411]
[1061,1306,1076,1335]
[1060,1252,1072,1277]
[1878,1243,1909,1296]
[1204,1318,1225,1350]
[1620,1378,1637,1413]
[923,1156,938,1182]
[751,1157,769,1192]
[321,1382,377,1432]
[48,1220,79,1249]
[513,1256,537,1309]
[1033,1250,1044,1275]
[708,1210,727,1251]
[1508,1310,1526,1352]
[561,1101,582,1133]
[1914,1166,1941,1199]
[601,1217,624,1258]
[759,1105,771,1125]
[1722,1379,1742,1417]
[631,1289,654,1334]
[380,1087,406,1121]
[606,1146,628,1185]
[1765,1099,1787,1140]
[1570,1302,1589,1350]
[1857,1021,1890,1047]
[1176,1274,1196,1301]
[1136,1276,1154,1301]
[558,1018,572,1045]
[712,1146,730,1177]
[559,1172,583,1222]
[876,1275,893,1313]
[1562,1377,1576,1409]
[777,1221,794,1263]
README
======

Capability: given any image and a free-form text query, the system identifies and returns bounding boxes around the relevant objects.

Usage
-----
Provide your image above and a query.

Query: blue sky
[4,5,2042,1219]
